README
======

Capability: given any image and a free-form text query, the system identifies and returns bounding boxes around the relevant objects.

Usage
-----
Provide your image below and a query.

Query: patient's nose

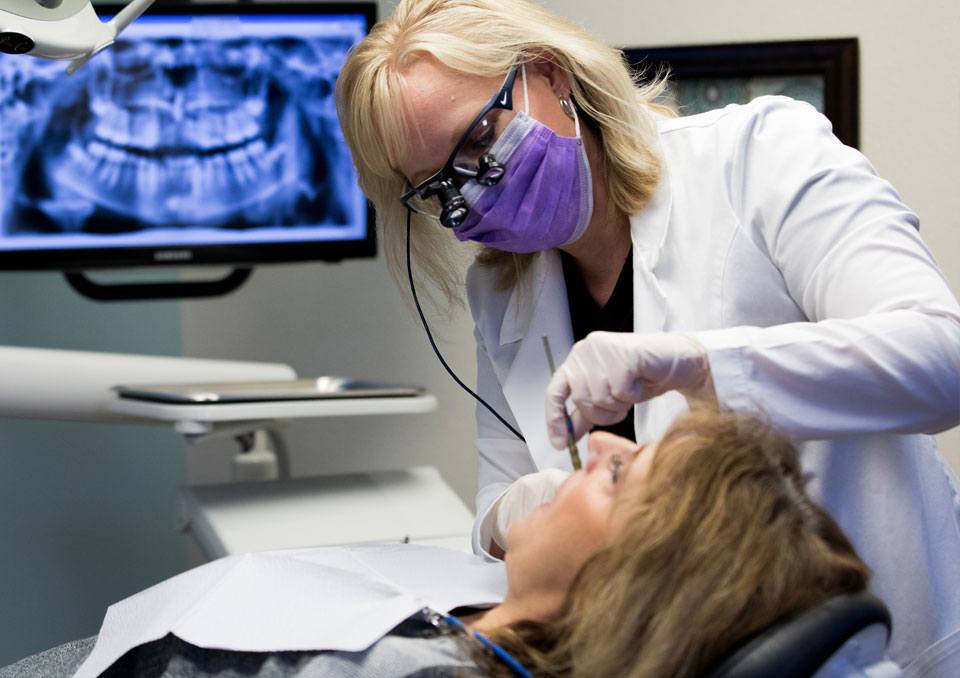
[585,431,632,473]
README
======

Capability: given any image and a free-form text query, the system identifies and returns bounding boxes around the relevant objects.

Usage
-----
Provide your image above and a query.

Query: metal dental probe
[541,335,582,470]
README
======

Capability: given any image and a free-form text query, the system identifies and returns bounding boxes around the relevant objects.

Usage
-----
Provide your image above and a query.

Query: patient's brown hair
[475,408,869,677]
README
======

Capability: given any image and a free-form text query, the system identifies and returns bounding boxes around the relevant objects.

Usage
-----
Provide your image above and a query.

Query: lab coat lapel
[630,164,687,441]
[630,169,671,335]
[499,251,585,472]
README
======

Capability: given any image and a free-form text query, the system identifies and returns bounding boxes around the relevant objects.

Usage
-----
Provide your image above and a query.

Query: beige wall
[182,0,959,504]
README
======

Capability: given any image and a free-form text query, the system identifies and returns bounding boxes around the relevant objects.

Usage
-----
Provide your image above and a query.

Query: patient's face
[505,432,657,597]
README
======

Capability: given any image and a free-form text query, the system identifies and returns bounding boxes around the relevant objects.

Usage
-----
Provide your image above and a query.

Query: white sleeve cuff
[694,327,756,414]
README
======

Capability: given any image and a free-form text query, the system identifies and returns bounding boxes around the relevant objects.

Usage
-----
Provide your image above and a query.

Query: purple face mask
[455,107,593,253]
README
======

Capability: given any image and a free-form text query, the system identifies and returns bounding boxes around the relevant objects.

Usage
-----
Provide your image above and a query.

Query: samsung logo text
[154,250,194,262]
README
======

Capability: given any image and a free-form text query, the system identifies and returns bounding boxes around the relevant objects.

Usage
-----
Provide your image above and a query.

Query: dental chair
[709,592,898,677]
[421,592,896,677]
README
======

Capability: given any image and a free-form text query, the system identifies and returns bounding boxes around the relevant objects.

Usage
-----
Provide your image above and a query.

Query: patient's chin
[505,503,550,552]
[503,518,528,552]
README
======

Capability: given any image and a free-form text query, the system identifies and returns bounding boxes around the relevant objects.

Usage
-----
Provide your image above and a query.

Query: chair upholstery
[708,593,891,678]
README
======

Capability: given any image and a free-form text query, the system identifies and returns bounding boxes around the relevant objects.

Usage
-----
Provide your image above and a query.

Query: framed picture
[622,39,859,148]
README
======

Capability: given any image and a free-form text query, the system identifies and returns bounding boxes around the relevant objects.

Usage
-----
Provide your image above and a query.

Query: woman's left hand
[545,331,713,448]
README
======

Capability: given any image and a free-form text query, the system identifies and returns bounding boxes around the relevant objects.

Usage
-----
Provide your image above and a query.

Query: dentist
[335,0,960,675]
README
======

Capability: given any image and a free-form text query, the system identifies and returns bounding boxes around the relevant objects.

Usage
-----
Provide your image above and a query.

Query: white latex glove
[481,468,571,554]
[546,331,711,449]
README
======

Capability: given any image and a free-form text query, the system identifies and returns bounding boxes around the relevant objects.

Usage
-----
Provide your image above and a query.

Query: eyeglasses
[400,64,519,228]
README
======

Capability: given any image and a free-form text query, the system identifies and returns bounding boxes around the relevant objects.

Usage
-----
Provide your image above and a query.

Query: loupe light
[437,179,468,228]
[476,153,505,186]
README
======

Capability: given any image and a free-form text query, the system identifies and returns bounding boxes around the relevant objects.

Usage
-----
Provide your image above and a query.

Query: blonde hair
[473,408,869,677]
[335,0,668,309]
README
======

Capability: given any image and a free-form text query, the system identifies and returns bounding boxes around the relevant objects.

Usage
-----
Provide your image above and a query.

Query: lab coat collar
[499,250,551,347]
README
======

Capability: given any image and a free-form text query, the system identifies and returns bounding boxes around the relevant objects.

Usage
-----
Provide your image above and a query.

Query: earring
[559,96,576,120]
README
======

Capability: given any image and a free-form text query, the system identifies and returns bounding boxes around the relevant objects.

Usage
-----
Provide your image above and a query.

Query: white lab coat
[467,96,960,677]
[73,543,506,678]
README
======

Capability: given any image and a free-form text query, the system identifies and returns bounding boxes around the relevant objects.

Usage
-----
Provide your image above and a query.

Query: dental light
[0,0,155,74]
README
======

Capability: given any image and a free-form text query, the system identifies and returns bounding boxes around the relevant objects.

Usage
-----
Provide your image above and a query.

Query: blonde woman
[4,410,875,677]
[334,0,960,675]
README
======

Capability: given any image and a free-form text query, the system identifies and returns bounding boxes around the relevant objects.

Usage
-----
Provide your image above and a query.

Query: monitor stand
[64,268,252,301]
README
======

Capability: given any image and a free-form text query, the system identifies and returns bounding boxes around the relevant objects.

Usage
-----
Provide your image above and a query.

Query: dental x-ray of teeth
[0,13,369,251]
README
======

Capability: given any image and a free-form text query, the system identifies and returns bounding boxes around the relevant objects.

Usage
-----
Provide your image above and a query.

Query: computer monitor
[0,2,376,271]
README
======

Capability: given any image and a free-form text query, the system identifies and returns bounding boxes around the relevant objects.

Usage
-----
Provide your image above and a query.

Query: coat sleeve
[466,265,537,557]
[694,96,960,440]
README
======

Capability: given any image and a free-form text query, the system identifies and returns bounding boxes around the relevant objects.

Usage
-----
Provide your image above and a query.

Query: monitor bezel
[0,1,377,271]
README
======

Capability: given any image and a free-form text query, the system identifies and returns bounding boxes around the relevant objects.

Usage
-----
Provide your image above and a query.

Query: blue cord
[442,613,533,678]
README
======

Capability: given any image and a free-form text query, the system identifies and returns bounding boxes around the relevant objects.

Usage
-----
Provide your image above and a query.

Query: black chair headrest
[707,592,891,678]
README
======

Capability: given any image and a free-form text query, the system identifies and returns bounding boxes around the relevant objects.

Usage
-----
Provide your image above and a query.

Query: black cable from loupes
[406,209,526,443]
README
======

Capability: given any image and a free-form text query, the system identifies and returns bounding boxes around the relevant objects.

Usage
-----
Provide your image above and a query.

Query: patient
[2,409,869,678]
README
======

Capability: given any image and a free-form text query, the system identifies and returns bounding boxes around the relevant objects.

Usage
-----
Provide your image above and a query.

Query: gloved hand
[546,331,712,449]
[481,468,571,554]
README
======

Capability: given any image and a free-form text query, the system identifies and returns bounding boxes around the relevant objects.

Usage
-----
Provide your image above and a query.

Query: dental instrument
[541,335,582,470]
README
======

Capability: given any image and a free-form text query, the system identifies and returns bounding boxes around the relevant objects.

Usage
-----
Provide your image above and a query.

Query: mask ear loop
[521,61,579,138]
[521,63,529,113]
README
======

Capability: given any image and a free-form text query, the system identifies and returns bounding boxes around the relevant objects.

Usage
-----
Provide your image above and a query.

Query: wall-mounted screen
[0,2,376,270]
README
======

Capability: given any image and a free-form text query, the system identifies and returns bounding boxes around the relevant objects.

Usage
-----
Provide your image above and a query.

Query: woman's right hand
[545,331,712,447]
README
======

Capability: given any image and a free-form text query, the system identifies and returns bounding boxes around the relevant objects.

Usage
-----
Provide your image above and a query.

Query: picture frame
[622,39,859,148]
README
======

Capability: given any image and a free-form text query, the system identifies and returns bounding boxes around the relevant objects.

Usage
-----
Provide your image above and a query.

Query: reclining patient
[2,409,870,678]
